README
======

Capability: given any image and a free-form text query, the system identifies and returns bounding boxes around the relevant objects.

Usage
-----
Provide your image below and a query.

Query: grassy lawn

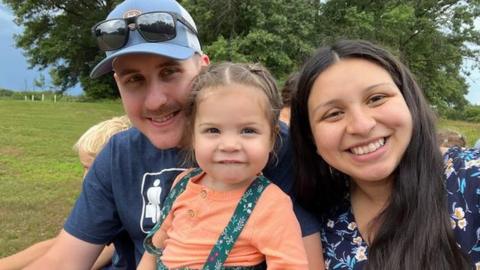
[0,100,123,256]
[0,99,478,258]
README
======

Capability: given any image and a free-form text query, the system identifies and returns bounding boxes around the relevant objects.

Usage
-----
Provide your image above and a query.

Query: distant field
[0,99,478,258]
[0,100,123,256]
[437,118,480,147]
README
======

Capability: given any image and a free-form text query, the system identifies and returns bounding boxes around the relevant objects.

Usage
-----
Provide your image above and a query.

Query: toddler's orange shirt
[157,170,308,269]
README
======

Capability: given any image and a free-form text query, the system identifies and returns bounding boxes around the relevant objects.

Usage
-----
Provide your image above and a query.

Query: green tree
[5,0,480,111]
[182,0,319,79]
[316,0,480,111]
[33,73,46,91]
[3,0,121,99]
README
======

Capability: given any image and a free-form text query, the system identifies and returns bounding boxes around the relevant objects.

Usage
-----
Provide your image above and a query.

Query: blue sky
[0,3,82,95]
[0,2,479,103]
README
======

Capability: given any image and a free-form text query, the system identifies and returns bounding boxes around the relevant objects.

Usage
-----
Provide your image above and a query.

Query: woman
[291,39,479,269]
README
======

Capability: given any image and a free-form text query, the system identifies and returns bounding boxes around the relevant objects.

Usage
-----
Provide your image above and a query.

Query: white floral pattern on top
[320,147,480,269]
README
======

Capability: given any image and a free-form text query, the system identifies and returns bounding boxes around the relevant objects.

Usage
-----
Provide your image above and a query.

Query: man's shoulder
[111,127,146,145]
[110,128,173,154]
[100,127,180,168]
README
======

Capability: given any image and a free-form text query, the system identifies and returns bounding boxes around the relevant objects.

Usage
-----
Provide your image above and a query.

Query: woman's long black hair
[291,40,470,270]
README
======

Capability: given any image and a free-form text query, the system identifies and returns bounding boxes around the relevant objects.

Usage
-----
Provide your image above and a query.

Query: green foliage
[442,105,480,123]
[0,100,124,256]
[0,89,15,97]
[33,74,46,90]
[0,89,79,102]
[4,0,480,110]
[317,0,479,110]
[463,105,480,122]
[182,0,317,78]
[79,73,119,100]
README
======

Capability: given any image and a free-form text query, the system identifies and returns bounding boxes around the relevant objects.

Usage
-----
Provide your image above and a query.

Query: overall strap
[143,168,203,257]
[202,175,271,270]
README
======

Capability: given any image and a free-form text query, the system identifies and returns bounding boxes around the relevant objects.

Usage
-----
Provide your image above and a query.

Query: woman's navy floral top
[320,147,480,269]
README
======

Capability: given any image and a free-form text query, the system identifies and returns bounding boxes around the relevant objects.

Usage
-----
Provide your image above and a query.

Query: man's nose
[144,81,168,110]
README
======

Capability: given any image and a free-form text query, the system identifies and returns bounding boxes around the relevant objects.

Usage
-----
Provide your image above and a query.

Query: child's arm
[138,216,170,270]
[303,233,325,270]
[137,252,157,270]
[0,238,55,270]
[250,185,324,270]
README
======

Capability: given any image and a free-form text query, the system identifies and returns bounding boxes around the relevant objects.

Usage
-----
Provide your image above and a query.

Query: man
[26,0,321,269]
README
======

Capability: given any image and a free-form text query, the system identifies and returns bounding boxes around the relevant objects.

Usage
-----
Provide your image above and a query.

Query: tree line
[4,0,480,117]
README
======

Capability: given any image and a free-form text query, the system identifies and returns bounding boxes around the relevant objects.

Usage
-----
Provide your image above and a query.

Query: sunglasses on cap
[92,11,198,52]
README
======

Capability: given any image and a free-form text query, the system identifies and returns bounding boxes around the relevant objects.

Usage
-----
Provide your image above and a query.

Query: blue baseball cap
[90,0,202,78]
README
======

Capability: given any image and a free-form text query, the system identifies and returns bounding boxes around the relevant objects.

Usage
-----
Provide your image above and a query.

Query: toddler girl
[138,63,308,270]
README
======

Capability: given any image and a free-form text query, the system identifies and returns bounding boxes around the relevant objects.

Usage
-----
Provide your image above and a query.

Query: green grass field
[0,99,478,258]
[0,100,124,256]
[437,118,480,147]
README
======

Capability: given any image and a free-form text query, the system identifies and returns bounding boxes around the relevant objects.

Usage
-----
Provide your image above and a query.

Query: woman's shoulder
[318,197,353,239]
[444,147,480,258]
[444,147,480,207]
[444,147,480,179]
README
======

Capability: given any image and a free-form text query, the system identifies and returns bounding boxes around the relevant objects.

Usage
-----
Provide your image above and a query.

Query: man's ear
[200,54,210,66]
[113,72,119,83]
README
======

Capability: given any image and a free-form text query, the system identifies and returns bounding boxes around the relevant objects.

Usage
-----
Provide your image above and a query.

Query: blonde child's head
[74,115,131,176]
[182,62,282,166]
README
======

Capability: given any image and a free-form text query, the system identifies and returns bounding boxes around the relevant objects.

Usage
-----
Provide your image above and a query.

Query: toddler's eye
[241,128,257,134]
[205,127,220,134]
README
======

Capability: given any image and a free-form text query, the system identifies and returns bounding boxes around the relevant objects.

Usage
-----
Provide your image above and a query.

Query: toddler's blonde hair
[73,115,131,157]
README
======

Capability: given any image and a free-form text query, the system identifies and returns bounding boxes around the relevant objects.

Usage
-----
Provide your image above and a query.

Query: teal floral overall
[143,168,270,270]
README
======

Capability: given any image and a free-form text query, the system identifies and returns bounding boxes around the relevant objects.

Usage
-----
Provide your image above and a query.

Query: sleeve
[249,185,309,270]
[64,139,122,244]
[263,122,320,236]
[444,147,480,195]
[444,147,480,237]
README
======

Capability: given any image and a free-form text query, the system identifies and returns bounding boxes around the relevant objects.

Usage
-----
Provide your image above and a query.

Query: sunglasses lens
[137,13,176,42]
[94,20,127,51]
